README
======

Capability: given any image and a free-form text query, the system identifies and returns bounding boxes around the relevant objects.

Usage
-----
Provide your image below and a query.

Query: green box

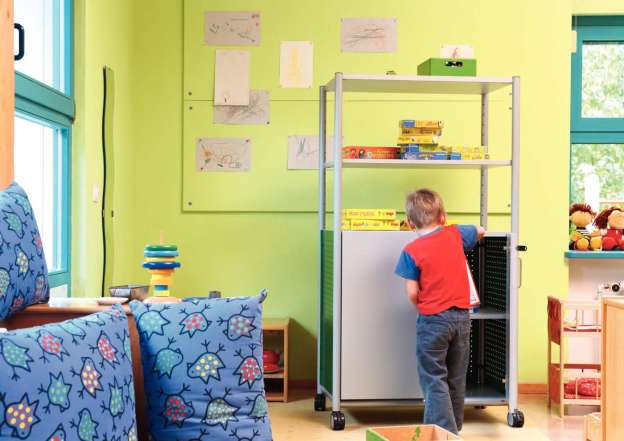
[366,425,462,441]
[417,58,477,76]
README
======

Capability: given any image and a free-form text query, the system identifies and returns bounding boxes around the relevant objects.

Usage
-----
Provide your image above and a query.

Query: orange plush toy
[595,207,624,251]
[569,204,601,251]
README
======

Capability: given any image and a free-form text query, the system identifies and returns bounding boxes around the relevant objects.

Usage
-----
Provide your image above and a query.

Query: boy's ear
[440,213,447,225]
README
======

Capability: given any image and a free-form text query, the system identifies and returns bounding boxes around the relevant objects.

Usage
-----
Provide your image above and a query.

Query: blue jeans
[416,308,471,434]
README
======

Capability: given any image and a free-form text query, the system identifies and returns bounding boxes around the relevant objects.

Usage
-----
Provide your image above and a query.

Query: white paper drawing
[204,11,260,46]
[280,41,313,88]
[214,50,250,106]
[214,90,270,125]
[440,44,474,59]
[287,135,338,170]
[196,137,251,172]
[341,18,397,53]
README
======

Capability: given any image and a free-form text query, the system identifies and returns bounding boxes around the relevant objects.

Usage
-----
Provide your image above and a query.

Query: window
[13,0,74,295]
[13,0,69,92]
[570,17,624,210]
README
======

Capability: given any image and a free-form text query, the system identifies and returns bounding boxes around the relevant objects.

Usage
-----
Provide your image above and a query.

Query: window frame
[14,0,74,291]
[570,16,624,206]
[571,16,624,136]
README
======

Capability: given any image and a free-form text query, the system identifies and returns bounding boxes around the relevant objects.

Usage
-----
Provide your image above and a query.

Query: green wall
[73,0,623,382]
[72,0,136,297]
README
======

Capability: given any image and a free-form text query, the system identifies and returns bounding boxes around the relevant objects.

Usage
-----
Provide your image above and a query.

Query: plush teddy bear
[569,203,601,251]
[594,206,624,250]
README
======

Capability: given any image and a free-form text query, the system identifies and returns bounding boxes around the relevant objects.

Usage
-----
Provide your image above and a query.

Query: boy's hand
[405,280,420,306]
[477,226,486,241]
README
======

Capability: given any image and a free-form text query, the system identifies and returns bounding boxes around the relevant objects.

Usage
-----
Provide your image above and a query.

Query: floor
[269,391,587,440]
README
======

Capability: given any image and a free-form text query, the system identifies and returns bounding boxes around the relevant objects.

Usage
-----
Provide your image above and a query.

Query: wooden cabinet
[263,317,290,402]
[601,298,624,441]
[0,0,15,189]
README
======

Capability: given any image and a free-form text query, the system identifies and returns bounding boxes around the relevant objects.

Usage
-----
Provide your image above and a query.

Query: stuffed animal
[569,203,601,251]
[595,206,624,250]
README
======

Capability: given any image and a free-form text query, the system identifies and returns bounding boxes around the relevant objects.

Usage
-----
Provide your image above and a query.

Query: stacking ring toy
[143,243,181,299]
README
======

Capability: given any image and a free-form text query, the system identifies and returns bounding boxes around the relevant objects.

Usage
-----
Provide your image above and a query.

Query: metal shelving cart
[315,73,525,430]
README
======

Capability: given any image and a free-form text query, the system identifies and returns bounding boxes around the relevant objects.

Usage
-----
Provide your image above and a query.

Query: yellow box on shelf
[400,127,442,136]
[342,209,397,220]
[349,219,401,231]
[444,146,488,160]
[399,120,444,129]
[397,134,439,145]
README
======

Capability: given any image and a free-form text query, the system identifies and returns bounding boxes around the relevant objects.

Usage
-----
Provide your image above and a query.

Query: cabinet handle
[14,23,25,61]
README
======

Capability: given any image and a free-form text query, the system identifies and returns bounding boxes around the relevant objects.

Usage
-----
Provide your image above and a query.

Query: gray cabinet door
[341,231,424,400]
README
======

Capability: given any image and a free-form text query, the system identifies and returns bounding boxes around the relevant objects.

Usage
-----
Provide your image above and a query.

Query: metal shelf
[325,159,511,169]
[470,307,507,320]
[317,72,521,429]
[324,74,513,95]
[465,384,507,405]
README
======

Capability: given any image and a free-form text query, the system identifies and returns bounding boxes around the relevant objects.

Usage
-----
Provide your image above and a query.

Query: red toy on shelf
[594,206,624,251]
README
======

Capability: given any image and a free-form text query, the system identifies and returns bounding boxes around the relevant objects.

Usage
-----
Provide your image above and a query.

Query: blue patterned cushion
[0,182,49,320]
[0,304,137,440]
[129,291,272,441]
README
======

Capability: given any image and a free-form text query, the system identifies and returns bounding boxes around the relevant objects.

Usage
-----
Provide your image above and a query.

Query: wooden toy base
[143,296,182,304]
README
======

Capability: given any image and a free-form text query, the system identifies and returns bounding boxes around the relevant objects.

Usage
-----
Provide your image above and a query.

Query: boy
[395,188,485,434]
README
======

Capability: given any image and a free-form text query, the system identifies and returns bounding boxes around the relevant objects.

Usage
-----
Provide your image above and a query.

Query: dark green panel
[320,230,333,394]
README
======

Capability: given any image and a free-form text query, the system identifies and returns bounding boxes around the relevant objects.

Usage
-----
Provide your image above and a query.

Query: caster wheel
[330,411,346,430]
[507,410,525,428]
[474,405,486,410]
[314,394,326,411]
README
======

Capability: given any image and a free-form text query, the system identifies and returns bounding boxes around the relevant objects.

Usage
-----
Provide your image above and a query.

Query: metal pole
[332,73,344,412]
[480,92,489,229]
[508,76,521,416]
[317,85,327,395]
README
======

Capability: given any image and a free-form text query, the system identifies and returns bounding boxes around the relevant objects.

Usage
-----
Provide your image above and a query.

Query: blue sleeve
[395,250,420,280]
[457,225,479,251]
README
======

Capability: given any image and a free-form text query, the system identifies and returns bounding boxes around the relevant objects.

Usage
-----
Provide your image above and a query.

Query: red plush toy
[595,207,624,250]
[564,377,600,398]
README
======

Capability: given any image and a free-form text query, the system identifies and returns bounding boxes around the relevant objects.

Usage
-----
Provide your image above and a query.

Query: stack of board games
[342,209,400,231]
[397,120,445,160]
[397,120,488,160]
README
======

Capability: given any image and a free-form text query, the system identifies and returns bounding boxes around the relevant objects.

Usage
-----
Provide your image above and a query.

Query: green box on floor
[366,425,462,441]
[417,58,477,76]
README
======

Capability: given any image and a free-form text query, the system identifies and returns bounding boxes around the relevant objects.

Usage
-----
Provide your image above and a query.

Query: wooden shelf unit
[601,298,624,441]
[547,297,602,417]
[263,317,290,402]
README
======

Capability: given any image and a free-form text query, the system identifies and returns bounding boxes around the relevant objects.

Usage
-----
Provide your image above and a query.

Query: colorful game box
[397,134,439,145]
[400,127,443,136]
[399,120,444,129]
[343,209,397,220]
[342,146,401,159]
[348,219,401,231]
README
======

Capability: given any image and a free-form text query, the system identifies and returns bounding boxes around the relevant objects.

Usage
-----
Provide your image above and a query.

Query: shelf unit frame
[547,297,602,417]
[316,73,522,425]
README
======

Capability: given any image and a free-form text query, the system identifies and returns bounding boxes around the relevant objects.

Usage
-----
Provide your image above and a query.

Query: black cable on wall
[101,67,108,297]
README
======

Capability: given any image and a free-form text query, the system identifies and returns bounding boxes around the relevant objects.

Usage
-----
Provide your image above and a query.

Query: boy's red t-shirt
[396,225,476,315]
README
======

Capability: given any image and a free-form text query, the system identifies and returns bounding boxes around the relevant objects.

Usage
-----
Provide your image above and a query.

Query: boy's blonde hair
[405,188,446,228]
